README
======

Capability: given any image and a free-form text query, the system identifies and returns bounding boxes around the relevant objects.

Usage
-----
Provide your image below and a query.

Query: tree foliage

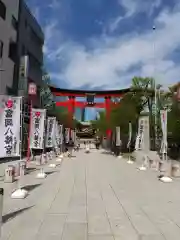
[41,68,77,126]
[93,78,175,141]
[91,111,108,135]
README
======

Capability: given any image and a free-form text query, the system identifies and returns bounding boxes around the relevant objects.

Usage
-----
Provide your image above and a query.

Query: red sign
[6,100,13,108]
[28,83,37,95]
[35,112,41,117]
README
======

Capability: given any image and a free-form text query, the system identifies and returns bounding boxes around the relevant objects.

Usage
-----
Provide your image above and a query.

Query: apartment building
[15,0,44,105]
[0,0,19,95]
[0,0,44,104]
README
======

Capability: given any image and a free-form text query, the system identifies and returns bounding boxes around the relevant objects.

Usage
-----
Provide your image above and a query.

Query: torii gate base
[49,87,130,138]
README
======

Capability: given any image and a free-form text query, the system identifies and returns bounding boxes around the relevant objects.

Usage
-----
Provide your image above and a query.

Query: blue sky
[26,0,180,120]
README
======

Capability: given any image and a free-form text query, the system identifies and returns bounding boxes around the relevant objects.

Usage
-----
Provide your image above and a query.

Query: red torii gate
[49,86,130,137]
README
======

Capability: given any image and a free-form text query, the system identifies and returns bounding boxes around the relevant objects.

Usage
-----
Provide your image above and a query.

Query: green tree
[41,68,73,125]
[92,111,108,135]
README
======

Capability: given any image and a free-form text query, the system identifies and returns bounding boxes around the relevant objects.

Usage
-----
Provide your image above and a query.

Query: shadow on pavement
[101,151,113,155]
[22,183,42,192]
[26,167,37,175]
[3,206,34,223]
[45,171,57,176]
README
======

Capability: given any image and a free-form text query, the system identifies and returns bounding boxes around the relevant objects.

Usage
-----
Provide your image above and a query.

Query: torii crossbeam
[49,86,130,138]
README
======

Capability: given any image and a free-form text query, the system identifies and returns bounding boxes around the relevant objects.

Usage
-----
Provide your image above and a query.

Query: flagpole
[26,83,37,164]
[26,99,32,163]
[153,26,158,150]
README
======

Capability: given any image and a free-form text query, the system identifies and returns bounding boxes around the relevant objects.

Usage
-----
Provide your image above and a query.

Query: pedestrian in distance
[68,138,74,157]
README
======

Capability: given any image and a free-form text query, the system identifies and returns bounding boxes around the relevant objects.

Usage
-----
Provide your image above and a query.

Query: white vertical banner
[30,109,46,149]
[52,117,57,147]
[45,117,56,148]
[57,123,61,146]
[135,117,144,150]
[137,115,150,152]
[54,121,59,148]
[160,109,167,154]
[59,125,63,145]
[115,126,121,146]
[65,128,70,143]
[18,55,29,96]
[135,134,140,150]
[74,129,77,145]
[0,96,22,158]
[143,116,150,152]
[127,122,132,148]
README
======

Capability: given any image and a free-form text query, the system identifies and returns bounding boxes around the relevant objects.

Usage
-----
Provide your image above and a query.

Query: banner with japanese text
[59,125,63,145]
[55,121,60,147]
[73,129,77,145]
[30,108,46,149]
[0,96,22,158]
[115,126,121,146]
[45,117,56,148]
[65,128,70,143]
[160,109,167,154]
[127,122,132,149]
[136,115,150,151]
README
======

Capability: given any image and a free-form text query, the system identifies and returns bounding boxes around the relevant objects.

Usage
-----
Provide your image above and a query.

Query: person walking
[95,136,100,149]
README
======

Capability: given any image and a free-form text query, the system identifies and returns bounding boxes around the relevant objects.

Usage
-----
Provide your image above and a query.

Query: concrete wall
[0,0,19,95]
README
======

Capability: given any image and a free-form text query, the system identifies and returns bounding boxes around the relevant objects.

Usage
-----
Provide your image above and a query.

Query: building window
[9,41,17,62]
[11,16,18,30]
[0,40,3,58]
[0,0,6,20]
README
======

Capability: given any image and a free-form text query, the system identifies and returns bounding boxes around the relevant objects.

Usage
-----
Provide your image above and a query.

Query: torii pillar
[68,96,75,135]
[105,96,112,138]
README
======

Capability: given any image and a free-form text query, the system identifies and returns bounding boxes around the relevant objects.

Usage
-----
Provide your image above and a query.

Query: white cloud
[44,5,180,90]
[43,20,64,59]
[119,0,162,17]
[48,0,61,10]
[109,0,162,33]
[33,7,40,22]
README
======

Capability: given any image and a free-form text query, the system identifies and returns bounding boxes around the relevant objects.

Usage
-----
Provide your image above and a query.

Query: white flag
[115,126,121,146]
[74,129,77,144]
[127,122,132,148]
[30,109,46,149]
[138,116,150,151]
[59,125,63,145]
[160,109,167,154]
[55,121,60,147]
[45,117,56,148]
[0,96,22,158]
[160,110,167,139]
[65,128,70,143]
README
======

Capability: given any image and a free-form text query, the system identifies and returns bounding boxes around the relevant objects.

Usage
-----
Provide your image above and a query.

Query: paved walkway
[1,149,180,240]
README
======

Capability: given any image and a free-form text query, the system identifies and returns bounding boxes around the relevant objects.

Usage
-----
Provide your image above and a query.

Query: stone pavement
[1,149,180,239]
